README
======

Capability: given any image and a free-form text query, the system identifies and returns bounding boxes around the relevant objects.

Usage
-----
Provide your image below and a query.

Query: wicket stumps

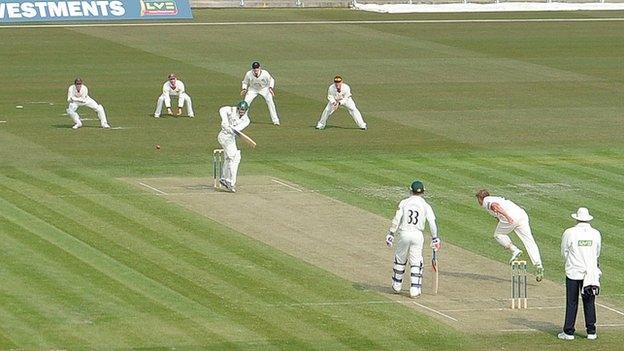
[212,149,224,189]
[511,260,528,309]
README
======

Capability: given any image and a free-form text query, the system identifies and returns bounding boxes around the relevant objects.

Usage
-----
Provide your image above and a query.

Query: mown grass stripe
[0,188,252,349]
[0,215,213,348]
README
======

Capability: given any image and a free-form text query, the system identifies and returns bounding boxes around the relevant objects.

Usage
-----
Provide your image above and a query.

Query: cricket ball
[155,144,161,150]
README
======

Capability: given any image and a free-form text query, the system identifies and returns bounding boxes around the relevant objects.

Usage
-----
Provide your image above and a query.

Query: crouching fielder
[67,78,109,129]
[316,75,367,130]
[216,101,251,193]
[154,74,194,118]
[386,181,440,298]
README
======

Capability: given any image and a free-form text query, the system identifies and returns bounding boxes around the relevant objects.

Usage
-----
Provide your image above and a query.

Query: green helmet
[237,101,249,111]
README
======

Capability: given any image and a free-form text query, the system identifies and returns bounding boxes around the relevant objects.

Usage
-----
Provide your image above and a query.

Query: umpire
[558,207,602,341]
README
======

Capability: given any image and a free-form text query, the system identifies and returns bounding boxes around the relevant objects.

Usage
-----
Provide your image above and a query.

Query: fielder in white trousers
[476,189,544,281]
[316,76,367,130]
[154,74,194,118]
[216,101,251,192]
[385,181,440,298]
[241,61,280,125]
[66,78,109,129]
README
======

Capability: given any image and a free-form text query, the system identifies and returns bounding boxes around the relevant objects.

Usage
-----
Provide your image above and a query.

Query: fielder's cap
[251,61,260,69]
[411,180,425,193]
[334,75,343,83]
[572,207,593,222]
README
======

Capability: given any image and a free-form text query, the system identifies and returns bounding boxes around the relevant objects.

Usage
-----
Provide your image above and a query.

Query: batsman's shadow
[184,184,213,190]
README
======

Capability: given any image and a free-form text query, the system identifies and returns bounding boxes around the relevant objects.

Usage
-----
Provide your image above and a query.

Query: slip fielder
[241,61,280,125]
[386,181,440,298]
[154,73,194,118]
[316,75,367,130]
[66,78,110,129]
[216,101,251,193]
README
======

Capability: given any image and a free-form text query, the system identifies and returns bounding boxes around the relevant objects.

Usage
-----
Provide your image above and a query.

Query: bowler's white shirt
[242,70,274,91]
[482,196,527,224]
[390,195,437,235]
[219,106,250,135]
[327,83,352,104]
[67,84,89,103]
[561,222,601,280]
[163,80,186,96]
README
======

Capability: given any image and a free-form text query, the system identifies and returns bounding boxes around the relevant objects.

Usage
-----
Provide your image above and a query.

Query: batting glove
[430,237,441,251]
[385,232,394,248]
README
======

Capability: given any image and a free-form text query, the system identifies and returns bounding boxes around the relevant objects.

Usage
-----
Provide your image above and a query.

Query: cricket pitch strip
[127,175,624,334]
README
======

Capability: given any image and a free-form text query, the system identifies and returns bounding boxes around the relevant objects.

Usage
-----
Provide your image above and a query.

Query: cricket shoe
[219,179,235,193]
[508,249,523,264]
[557,332,574,340]
[102,124,111,129]
[536,266,544,282]
[315,125,325,130]
[587,334,597,340]
[409,287,421,298]
[273,122,280,126]
[154,114,160,118]
[391,282,401,294]
[188,115,194,118]
[72,123,82,129]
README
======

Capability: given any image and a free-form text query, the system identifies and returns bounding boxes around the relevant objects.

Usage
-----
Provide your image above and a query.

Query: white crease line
[0,121,6,123]
[2,17,624,29]
[138,182,168,195]
[440,306,562,312]
[411,301,459,322]
[597,323,624,327]
[498,328,537,332]
[597,302,624,317]
[265,300,391,307]
[27,101,53,104]
[271,179,304,192]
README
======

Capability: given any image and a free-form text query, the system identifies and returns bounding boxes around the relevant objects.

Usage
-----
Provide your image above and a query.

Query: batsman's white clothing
[316,83,367,129]
[217,106,250,187]
[66,84,109,128]
[242,69,279,124]
[482,196,543,266]
[389,195,438,296]
[154,80,194,117]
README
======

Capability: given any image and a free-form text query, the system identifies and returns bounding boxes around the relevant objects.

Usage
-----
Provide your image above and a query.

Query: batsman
[386,180,441,298]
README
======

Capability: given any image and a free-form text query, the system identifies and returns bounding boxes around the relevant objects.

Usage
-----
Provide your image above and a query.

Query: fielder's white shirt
[390,195,437,236]
[327,83,352,104]
[163,80,186,96]
[482,196,527,224]
[242,70,274,91]
[219,106,250,135]
[561,222,601,281]
[67,84,89,103]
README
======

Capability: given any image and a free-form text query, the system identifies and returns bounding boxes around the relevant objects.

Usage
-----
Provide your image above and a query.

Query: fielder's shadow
[310,124,361,130]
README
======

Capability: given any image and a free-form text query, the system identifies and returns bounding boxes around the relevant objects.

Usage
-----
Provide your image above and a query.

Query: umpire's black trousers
[564,277,596,335]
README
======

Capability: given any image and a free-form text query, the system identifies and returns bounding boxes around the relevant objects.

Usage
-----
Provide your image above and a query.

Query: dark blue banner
[0,0,193,23]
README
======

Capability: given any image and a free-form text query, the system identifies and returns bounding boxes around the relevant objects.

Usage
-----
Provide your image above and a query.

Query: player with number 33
[385,180,440,298]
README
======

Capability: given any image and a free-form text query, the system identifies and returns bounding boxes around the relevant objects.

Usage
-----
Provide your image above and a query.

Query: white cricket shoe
[509,249,523,264]
[154,114,160,118]
[587,334,597,340]
[188,115,194,118]
[557,332,574,340]
[409,287,421,298]
[71,123,82,129]
[102,124,111,129]
[391,282,401,294]
[315,125,325,130]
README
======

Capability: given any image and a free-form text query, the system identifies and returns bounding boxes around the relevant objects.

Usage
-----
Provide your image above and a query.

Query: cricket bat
[432,249,439,295]
[235,130,257,148]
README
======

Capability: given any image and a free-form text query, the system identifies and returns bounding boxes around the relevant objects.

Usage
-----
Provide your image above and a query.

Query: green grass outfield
[1,8,623,350]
